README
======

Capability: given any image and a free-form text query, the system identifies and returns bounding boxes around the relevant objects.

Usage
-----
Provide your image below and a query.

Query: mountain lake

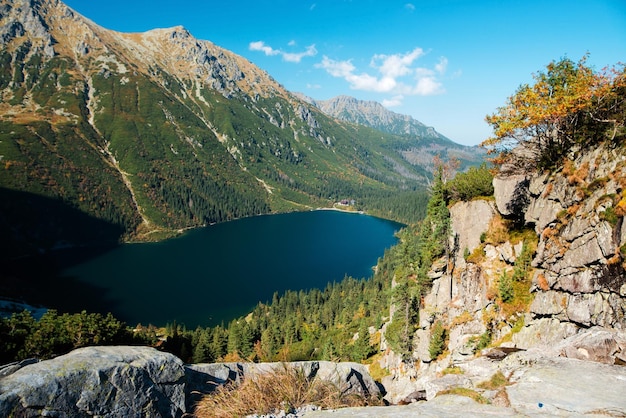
[59,210,403,328]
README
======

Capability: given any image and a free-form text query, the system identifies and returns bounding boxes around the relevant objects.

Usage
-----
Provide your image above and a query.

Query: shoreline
[314,206,365,215]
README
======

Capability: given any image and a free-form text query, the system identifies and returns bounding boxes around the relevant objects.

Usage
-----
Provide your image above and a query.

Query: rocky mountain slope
[300,94,443,139]
[0,0,469,258]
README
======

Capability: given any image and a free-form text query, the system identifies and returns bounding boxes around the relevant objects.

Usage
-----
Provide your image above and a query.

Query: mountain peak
[146,25,189,36]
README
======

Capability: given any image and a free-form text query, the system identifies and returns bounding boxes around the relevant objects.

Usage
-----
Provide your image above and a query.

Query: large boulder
[0,346,186,417]
[492,174,530,218]
[555,327,626,364]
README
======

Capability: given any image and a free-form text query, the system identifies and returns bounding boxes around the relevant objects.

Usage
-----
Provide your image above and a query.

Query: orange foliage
[481,55,626,168]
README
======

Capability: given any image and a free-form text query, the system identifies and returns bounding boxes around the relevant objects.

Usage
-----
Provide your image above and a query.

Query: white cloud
[372,47,424,79]
[416,66,437,76]
[435,57,448,74]
[316,56,355,77]
[249,41,318,63]
[317,57,394,92]
[249,41,281,56]
[412,76,443,95]
[382,95,404,107]
[405,3,415,12]
[283,45,318,63]
[317,48,447,97]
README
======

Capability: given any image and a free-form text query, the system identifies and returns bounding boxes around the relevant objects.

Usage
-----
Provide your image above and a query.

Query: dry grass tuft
[441,366,465,376]
[193,365,381,417]
[541,182,554,198]
[484,215,509,245]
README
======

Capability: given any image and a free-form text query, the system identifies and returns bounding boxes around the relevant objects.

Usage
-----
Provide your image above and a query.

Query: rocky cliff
[370,140,626,412]
[305,95,440,139]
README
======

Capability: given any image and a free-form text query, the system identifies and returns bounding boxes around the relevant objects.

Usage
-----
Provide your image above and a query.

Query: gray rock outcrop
[493,174,530,218]
[519,143,626,339]
[449,199,496,267]
[0,347,382,417]
[0,346,186,417]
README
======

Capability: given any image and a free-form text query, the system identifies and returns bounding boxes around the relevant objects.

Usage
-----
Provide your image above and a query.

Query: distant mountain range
[0,0,484,257]
[301,93,484,173]
[300,94,445,139]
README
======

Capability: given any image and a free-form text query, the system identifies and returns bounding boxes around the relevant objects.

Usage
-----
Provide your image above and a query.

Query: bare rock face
[0,346,186,417]
[522,142,626,337]
[555,327,626,364]
[0,0,56,57]
[503,353,626,416]
[449,200,496,267]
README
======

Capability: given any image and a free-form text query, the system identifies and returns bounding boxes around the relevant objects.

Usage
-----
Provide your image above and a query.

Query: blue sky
[63,0,626,146]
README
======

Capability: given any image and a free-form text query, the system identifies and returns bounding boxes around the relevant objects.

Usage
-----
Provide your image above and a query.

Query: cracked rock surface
[0,346,186,417]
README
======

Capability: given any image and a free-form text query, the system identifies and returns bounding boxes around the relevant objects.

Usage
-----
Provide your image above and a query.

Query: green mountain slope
[0,0,476,257]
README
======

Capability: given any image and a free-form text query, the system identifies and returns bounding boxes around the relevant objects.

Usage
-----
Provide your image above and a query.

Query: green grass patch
[442,366,464,375]
[437,387,489,404]
[477,371,509,390]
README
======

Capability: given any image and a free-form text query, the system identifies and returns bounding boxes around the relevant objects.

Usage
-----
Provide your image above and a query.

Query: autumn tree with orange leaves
[481,55,626,169]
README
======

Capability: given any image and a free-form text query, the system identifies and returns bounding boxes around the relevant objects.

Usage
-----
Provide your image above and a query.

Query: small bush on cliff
[444,163,494,203]
[498,271,514,303]
[429,320,447,360]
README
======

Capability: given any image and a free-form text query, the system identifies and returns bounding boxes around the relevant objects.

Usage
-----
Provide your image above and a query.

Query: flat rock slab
[505,356,626,416]
[309,354,626,417]
[305,395,519,417]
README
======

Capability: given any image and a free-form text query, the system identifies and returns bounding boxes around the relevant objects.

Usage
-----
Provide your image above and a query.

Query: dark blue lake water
[61,210,403,328]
